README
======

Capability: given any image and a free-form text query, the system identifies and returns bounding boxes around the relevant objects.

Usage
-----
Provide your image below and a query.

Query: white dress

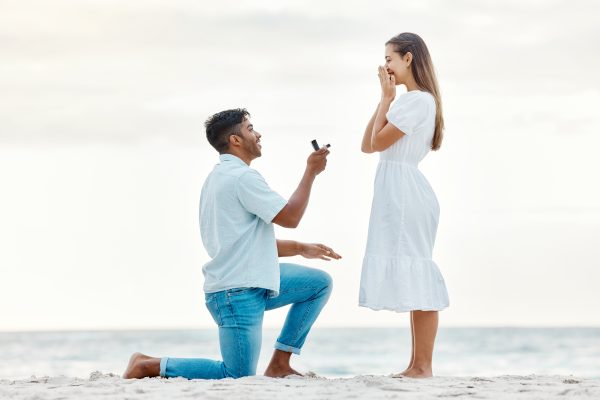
[359,90,450,312]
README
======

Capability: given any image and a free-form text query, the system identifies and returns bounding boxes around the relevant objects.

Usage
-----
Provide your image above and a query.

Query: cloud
[0,0,598,144]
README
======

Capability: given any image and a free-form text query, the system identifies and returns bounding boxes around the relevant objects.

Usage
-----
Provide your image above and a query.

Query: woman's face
[384,44,410,86]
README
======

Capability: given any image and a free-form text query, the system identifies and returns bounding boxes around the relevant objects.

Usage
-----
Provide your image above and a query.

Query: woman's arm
[361,104,379,153]
[370,99,405,152]
[367,66,406,152]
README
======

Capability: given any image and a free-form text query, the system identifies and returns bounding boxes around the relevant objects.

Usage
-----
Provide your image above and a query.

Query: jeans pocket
[226,287,255,297]
[205,294,223,326]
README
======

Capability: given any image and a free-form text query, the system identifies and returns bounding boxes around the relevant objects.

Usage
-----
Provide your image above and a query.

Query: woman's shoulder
[391,90,435,112]
[401,90,435,104]
[386,90,436,135]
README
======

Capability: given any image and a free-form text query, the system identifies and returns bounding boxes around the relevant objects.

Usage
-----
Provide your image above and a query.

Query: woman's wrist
[380,95,394,104]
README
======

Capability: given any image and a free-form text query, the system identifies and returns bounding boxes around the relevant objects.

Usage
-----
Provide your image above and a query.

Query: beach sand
[1,372,599,399]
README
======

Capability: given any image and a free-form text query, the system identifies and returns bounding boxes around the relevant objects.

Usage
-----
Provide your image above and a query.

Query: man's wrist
[303,168,318,180]
[295,241,304,256]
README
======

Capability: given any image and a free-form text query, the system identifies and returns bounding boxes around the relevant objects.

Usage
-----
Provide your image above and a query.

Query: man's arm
[272,147,329,228]
[276,239,302,257]
[276,239,342,260]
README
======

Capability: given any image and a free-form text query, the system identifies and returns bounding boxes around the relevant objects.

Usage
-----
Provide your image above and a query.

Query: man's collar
[219,153,248,166]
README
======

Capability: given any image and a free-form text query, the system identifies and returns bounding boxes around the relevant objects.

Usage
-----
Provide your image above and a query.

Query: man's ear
[229,133,241,148]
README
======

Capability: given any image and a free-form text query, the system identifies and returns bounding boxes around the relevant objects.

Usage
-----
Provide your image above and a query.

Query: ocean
[1,328,598,380]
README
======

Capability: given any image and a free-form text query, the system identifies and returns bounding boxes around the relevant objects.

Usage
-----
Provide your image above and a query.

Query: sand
[1,372,599,399]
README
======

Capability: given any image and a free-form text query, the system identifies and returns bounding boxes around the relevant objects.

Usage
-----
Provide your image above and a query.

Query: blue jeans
[159,263,332,379]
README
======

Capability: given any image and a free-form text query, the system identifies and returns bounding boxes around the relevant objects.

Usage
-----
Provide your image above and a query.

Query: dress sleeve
[236,169,288,223]
[385,93,433,136]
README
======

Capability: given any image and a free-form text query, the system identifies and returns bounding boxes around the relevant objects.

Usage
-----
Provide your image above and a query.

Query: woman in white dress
[359,32,449,378]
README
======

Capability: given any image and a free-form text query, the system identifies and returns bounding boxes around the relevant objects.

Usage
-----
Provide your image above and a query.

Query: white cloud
[1,0,599,330]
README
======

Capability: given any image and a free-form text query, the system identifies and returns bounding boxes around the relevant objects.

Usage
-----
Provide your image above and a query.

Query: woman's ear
[405,52,413,68]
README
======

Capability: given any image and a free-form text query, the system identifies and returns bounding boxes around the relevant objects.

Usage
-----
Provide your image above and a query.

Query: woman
[359,32,449,378]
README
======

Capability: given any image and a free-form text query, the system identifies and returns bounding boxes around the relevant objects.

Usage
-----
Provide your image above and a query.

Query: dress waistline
[378,159,419,168]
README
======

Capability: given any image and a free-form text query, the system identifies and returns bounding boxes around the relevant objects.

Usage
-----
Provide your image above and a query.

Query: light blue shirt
[200,154,287,296]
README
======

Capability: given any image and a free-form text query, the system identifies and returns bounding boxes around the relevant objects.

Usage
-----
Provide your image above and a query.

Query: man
[123,108,341,379]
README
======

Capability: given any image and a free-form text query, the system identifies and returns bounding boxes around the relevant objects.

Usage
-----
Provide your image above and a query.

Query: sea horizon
[3,327,599,380]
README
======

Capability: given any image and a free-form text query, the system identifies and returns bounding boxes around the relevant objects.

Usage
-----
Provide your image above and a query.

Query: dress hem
[358,302,449,313]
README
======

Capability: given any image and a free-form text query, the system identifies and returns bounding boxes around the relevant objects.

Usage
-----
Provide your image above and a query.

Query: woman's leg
[394,311,416,376]
[392,311,416,377]
[402,310,438,378]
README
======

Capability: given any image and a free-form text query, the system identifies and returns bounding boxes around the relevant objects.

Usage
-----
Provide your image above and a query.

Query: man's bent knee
[313,269,333,296]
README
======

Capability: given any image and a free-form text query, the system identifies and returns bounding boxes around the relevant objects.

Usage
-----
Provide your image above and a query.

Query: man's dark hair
[204,108,250,153]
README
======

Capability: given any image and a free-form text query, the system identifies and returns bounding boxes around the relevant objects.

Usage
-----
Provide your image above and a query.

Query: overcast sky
[1,0,599,331]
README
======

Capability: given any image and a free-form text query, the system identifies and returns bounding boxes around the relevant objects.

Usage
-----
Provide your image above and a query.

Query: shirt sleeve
[385,93,433,136]
[236,169,288,223]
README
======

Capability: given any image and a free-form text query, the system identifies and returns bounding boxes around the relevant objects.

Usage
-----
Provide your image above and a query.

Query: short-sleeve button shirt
[200,154,287,296]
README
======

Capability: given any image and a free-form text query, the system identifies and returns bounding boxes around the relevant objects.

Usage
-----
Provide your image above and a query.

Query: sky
[1,0,599,331]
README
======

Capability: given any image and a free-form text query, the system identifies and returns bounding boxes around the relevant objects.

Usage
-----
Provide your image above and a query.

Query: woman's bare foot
[122,352,161,379]
[391,364,413,378]
[400,365,433,378]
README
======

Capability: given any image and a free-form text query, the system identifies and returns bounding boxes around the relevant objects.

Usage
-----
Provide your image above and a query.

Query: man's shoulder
[237,167,265,182]
[211,161,253,179]
[204,164,267,195]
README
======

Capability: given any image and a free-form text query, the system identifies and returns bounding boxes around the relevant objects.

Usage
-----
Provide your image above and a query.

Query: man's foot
[264,364,303,378]
[398,366,433,378]
[264,349,302,378]
[122,352,161,379]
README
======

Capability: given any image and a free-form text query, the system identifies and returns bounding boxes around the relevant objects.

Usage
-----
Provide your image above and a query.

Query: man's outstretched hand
[299,243,342,261]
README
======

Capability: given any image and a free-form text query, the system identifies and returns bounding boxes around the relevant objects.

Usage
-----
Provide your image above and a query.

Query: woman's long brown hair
[386,33,444,151]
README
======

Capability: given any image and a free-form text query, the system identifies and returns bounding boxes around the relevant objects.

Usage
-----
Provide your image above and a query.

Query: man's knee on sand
[224,363,256,379]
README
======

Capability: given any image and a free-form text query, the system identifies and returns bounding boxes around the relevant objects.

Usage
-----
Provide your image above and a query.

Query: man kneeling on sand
[124,108,341,379]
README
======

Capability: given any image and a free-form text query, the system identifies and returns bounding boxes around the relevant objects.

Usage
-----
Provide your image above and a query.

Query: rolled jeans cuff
[274,341,301,355]
[159,357,169,377]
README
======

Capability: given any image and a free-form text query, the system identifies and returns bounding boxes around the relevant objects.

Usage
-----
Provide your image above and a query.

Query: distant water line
[1,327,599,380]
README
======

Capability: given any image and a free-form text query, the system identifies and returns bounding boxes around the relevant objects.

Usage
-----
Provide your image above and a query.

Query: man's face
[236,117,262,158]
